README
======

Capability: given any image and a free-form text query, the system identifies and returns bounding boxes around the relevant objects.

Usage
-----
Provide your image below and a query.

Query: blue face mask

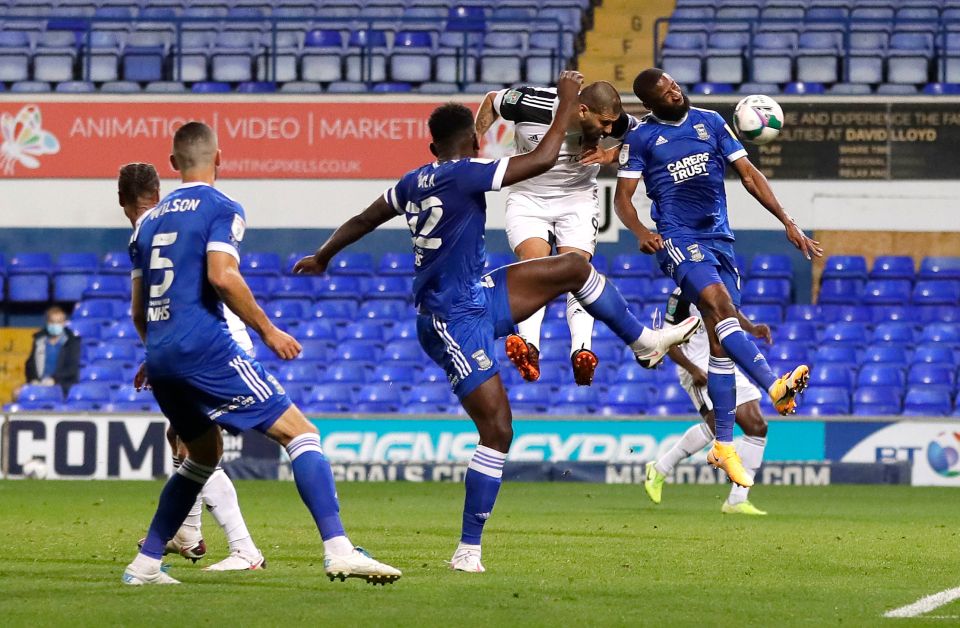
[46,323,64,337]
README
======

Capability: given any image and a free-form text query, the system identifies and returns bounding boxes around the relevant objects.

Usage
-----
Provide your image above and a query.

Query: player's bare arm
[293,196,398,275]
[736,310,773,345]
[613,175,663,254]
[731,157,823,260]
[500,71,583,187]
[667,345,707,386]
[475,91,499,136]
[207,251,301,360]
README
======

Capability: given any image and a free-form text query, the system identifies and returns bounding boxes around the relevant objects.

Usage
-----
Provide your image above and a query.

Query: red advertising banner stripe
[0,100,475,179]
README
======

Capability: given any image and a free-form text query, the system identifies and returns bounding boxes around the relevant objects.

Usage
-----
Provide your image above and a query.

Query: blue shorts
[417,267,516,400]
[656,237,742,308]
[150,352,292,443]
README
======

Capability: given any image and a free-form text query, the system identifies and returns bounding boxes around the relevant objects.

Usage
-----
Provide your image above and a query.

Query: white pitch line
[884,587,960,618]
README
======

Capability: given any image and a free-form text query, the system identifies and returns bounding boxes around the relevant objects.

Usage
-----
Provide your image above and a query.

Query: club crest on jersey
[231,214,246,243]
[686,244,704,262]
[472,350,493,371]
[504,89,522,105]
[694,123,710,140]
[618,144,629,166]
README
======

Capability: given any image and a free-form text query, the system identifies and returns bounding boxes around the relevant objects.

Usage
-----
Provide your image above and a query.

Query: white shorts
[505,189,600,255]
[678,366,762,414]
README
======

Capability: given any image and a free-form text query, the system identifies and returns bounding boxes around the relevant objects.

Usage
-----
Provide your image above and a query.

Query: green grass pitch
[1,480,958,626]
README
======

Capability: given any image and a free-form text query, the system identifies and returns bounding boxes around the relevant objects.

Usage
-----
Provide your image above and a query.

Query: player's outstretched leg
[723,401,768,516]
[123,426,222,585]
[266,405,401,585]
[699,284,809,415]
[450,376,513,573]
[644,422,713,505]
[504,253,701,369]
[201,467,266,571]
[137,450,208,562]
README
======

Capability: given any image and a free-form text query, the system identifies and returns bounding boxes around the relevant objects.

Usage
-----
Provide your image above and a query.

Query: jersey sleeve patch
[231,214,246,243]
[497,86,556,124]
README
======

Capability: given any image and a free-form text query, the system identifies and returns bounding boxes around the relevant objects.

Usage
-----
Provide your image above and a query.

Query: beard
[654,93,691,121]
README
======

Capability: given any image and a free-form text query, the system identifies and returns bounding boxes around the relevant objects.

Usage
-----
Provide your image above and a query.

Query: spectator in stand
[25,305,81,395]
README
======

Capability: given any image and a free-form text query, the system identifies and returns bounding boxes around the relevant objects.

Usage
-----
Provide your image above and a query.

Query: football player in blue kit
[122,122,401,586]
[294,71,700,573]
[614,68,823,488]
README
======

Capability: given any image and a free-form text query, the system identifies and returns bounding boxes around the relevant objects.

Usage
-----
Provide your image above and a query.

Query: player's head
[170,121,220,178]
[428,103,479,159]
[577,81,623,139]
[117,162,161,225]
[633,68,690,122]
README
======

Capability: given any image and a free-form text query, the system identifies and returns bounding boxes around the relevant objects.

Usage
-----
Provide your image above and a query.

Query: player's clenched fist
[263,327,302,360]
[293,253,327,275]
[556,70,583,100]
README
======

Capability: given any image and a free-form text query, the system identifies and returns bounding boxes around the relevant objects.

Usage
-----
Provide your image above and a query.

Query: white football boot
[324,547,402,585]
[634,316,701,369]
[203,550,266,572]
[122,562,180,585]
[449,543,485,573]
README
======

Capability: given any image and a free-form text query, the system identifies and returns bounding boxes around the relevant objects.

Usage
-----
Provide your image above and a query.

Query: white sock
[178,496,203,540]
[566,294,594,355]
[131,552,162,572]
[630,327,658,353]
[728,435,766,505]
[323,535,354,557]
[516,305,545,349]
[655,422,714,475]
[201,468,258,557]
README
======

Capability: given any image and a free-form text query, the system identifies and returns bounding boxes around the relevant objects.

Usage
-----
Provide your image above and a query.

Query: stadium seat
[334,342,380,366]
[303,384,353,412]
[818,279,864,305]
[312,300,359,323]
[830,305,871,325]
[84,275,128,299]
[921,324,960,346]
[913,281,960,306]
[366,276,411,300]
[739,304,783,324]
[296,320,335,343]
[382,339,422,365]
[337,321,386,345]
[604,383,652,414]
[315,276,364,302]
[798,387,850,415]
[853,387,902,415]
[614,362,657,385]
[919,306,960,325]
[241,253,282,276]
[357,299,409,323]
[57,253,100,275]
[767,342,810,364]
[784,82,826,95]
[245,276,276,299]
[91,343,138,364]
[325,362,369,387]
[275,362,321,384]
[368,365,417,387]
[809,363,853,391]
[72,300,115,321]
[388,319,418,342]
[68,319,103,340]
[101,251,132,275]
[66,382,112,408]
[102,320,141,342]
[508,385,551,413]
[871,322,917,345]
[814,345,858,366]
[778,321,817,344]
[903,388,953,416]
[378,253,415,275]
[912,345,957,366]
[870,256,914,280]
[785,304,820,323]
[610,254,654,278]
[919,257,960,281]
[297,339,330,362]
[329,252,374,276]
[908,363,956,391]
[862,280,912,305]
[857,364,906,389]
[750,254,792,279]
[265,299,310,321]
[822,256,868,280]
[18,384,64,405]
[407,383,455,407]
[741,278,790,304]
[870,305,911,324]
[861,345,908,366]
[80,364,125,384]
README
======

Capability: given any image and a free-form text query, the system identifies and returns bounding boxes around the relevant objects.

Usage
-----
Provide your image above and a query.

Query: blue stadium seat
[102,320,140,342]
[407,383,454,406]
[508,385,551,413]
[80,364,125,384]
[919,306,960,325]
[784,82,826,95]
[857,364,906,389]
[388,319,418,342]
[919,257,960,281]
[304,384,353,412]
[778,321,817,343]
[312,300,359,323]
[56,252,98,274]
[101,251,132,275]
[614,278,651,300]
[368,364,417,387]
[818,279,864,305]
[853,387,902,415]
[741,278,790,304]
[871,322,917,345]
[822,255,867,280]
[604,383,652,414]
[555,385,600,407]
[749,254,792,279]
[767,342,810,363]
[796,31,841,84]
[921,324,960,346]
[610,254,654,278]
[814,345,858,366]
[91,343,138,364]
[870,305,912,324]
[542,320,571,342]
[887,32,933,85]
[650,277,678,300]
[378,253,415,275]
[692,82,734,95]
[275,362,321,384]
[329,252,374,276]
[66,382,112,407]
[315,276,364,302]
[335,342,380,366]
[417,364,448,385]
[297,320,336,343]
[72,300,115,321]
[785,304,820,323]
[870,255,914,280]
[273,276,318,299]
[241,252,281,276]
[382,339,422,365]
[903,388,953,416]
[8,273,50,302]
[831,305,871,325]
[325,362,369,387]
[18,384,64,405]
[337,321,386,345]
[366,276,411,300]
[357,299,409,323]
[192,82,233,94]
[809,363,853,391]
[68,319,103,340]
[861,345,908,366]
[84,275,128,299]
[862,279,912,305]
[662,51,702,85]
[797,387,850,415]
[739,304,783,324]
[265,298,311,321]
[908,363,956,391]
[10,252,53,274]
[297,339,330,362]
[913,281,960,305]
[614,362,657,385]
[912,345,957,366]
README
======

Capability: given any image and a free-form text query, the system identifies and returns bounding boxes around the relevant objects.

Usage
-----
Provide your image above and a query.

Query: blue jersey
[383,157,509,318]
[618,107,747,241]
[130,182,247,377]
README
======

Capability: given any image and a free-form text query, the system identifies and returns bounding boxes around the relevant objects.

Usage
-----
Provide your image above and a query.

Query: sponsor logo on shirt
[655,135,669,146]
[666,152,710,183]
[694,123,710,140]
[618,144,629,166]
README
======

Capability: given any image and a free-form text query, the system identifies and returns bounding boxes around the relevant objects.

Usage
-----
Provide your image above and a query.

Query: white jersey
[132,211,253,355]
[492,86,638,199]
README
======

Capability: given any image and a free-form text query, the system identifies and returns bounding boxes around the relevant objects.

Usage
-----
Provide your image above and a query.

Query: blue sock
[287,433,346,541]
[707,356,737,443]
[715,317,777,391]
[573,267,647,345]
[140,459,214,559]
[461,445,506,545]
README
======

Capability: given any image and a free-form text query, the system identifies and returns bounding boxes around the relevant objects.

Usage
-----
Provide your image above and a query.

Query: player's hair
[633,68,665,103]
[428,103,476,148]
[579,81,622,116]
[117,162,160,206]
[172,121,218,170]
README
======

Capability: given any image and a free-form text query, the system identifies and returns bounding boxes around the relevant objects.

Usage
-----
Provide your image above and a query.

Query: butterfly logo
[0,105,60,175]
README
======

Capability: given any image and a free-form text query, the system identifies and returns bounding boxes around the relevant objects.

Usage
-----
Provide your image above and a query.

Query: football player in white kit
[475,82,634,386]
[644,287,772,515]
[119,162,267,569]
